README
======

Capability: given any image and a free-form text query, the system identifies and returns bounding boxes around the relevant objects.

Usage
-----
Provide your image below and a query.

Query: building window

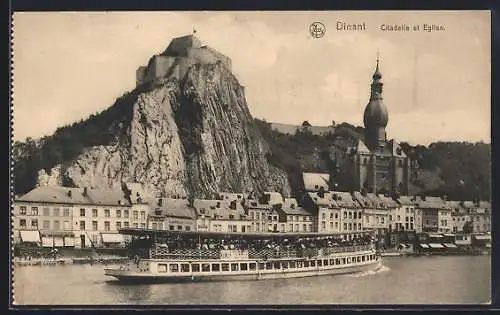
[335,213,338,219]
[410,223,414,230]
[31,207,38,216]
[63,208,70,217]
[186,226,191,231]
[405,223,409,230]
[344,223,347,230]
[133,223,138,228]
[124,210,129,218]
[20,206,27,215]
[348,223,352,230]
[20,219,27,229]
[63,221,70,230]
[349,212,352,219]
[169,225,175,231]
[115,221,121,230]
[365,216,369,223]
[80,208,86,217]
[358,223,361,230]
[330,222,333,229]
[322,213,326,220]
[92,209,98,217]
[116,210,121,218]
[104,221,110,231]
[104,210,110,218]
[52,221,60,231]
[80,221,85,230]
[53,208,60,216]
[381,217,385,224]
[288,224,293,232]
[141,211,146,220]
[133,211,138,220]
[92,221,98,231]
[43,220,50,229]
[124,222,129,228]
[43,208,50,216]
[31,219,38,229]
[321,221,326,229]
[140,223,146,229]
[335,222,339,229]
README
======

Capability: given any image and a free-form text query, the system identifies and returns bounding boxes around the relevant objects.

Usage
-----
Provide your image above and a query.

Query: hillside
[255,119,491,201]
[13,62,291,199]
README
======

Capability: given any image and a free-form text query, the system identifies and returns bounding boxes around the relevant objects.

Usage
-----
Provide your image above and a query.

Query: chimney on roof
[83,187,88,197]
[441,194,447,202]
[67,190,72,198]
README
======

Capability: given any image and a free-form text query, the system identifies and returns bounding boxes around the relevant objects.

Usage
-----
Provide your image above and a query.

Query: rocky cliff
[14,62,292,198]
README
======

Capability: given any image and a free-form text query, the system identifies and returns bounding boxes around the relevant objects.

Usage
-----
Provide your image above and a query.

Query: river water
[13,255,491,305]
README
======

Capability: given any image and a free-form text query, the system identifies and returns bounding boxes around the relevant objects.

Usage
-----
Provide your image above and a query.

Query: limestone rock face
[35,63,291,198]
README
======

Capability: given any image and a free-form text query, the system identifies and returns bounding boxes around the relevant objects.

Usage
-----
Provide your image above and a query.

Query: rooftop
[16,186,130,206]
[302,173,330,192]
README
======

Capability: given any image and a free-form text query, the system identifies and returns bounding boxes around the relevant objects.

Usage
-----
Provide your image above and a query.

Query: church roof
[356,139,371,154]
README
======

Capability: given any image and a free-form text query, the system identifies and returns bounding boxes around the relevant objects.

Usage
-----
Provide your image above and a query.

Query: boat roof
[118,228,375,239]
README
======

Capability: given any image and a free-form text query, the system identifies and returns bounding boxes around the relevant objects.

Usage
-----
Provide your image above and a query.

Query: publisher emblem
[310,22,326,38]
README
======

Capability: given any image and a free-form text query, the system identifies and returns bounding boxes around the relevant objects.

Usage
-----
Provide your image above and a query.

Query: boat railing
[144,244,374,260]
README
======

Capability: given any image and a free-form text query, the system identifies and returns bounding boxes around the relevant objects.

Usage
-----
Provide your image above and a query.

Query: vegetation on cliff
[254,119,490,201]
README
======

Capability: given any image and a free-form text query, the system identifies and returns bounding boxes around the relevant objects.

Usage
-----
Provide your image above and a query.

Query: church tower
[363,57,389,150]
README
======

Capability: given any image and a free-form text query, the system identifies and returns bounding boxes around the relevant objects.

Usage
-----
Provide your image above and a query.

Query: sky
[12,11,491,145]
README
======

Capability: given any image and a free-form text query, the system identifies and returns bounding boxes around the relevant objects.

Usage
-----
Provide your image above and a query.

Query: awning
[485,244,491,248]
[474,235,491,240]
[420,244,430,248]
[20,230,41,243]
[54,237,64,247]
[101,233,125,244]
[64,236,75,247]
[443,234,455,237]
[428,234,443,238]
[443,243,457,248]
[41,236,53,247]
[428,243,445,249]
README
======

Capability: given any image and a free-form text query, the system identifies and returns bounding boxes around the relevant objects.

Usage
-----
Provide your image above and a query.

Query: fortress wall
[153,56,176,79]
[136,66,147,86]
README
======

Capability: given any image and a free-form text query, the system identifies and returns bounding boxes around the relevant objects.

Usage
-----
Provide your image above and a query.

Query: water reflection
[13,256,490,305]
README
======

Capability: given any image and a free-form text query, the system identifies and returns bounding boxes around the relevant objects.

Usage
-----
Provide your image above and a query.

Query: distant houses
[12,173,491,249]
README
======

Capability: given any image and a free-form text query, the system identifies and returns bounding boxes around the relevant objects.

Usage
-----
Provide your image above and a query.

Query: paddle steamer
[104,228,382,282]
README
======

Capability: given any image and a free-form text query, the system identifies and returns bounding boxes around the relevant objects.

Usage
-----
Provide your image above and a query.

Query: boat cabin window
[258,263,265,270]
[169,264,179,273]
[231,263,239,271]
[362,256,366,262]
[304,261,310,268]
[330,259,335,265]
[240,263,248,271]
[191,264,200,272]
[310,260,316,267]
[289,261,296,268]
[158,264,167,273]
[181,264,190,272]
[346,258,351,264]
[317,260,323,267]
[211,264,220,272]
[282,262,288,269]
[222,263,229,271]
[336,258,341,265]
[323,259,329,266]
[202,264,210,272]
[273,262,281,269]
[266,262,272,270]
[357,256,361,263]
[249,263,256,271]
[297,261,303,268]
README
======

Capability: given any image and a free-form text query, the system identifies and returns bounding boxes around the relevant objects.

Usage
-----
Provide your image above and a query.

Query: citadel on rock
[12,34,491,251]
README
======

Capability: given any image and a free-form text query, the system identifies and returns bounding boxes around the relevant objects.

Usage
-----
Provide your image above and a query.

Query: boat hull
[105,260,382,283]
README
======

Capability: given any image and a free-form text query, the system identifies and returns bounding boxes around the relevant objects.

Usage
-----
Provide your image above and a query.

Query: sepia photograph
[11,11,491,306]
